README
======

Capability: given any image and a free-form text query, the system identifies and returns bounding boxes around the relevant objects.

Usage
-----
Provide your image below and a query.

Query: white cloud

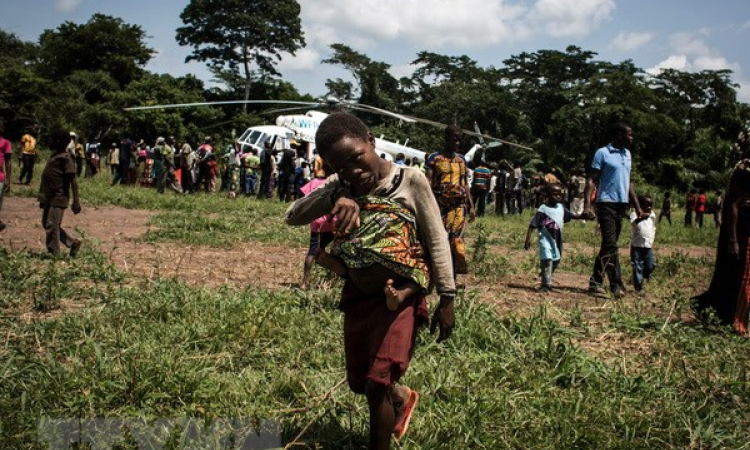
[55,0,82,13]
[276,47,321,72]
[646,55,689,75]
[609,32,654,52]
[647,31,742,78]
[670,32,712,56]
[528,0,615,38]
[693,55,740,73]
[301,0,530,50]
[737,79,750,103]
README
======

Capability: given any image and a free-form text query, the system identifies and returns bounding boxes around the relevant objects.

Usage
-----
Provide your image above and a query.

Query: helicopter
[124,98,532,163]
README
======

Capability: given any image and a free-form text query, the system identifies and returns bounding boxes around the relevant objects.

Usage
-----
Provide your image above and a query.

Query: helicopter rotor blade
[347,103,417,123]
[473,121,486,146]
[396,114,533,151]
[124,100,319,111]
[259,106,319,116]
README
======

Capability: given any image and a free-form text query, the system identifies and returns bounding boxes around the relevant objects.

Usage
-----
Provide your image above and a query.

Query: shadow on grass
[506,282,593,296]
[284,413,367,449]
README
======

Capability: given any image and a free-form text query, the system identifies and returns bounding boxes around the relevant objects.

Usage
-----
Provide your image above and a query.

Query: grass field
[1,174,749,449]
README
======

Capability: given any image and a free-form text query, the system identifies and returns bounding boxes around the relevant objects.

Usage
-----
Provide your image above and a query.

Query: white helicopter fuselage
[237,110,427,163]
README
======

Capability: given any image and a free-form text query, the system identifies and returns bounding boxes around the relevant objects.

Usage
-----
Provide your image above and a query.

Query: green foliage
[3,179,750,449]
[38,14,154,87]
[176,0,305,115]
[2,247,749,448]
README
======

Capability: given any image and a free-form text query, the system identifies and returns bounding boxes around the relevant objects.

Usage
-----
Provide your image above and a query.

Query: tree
[0,31,42,137]
[38,14,154,87]
[501,46,599,140]
[176,0,305,111]
[116,73,221,143]
[322,44,402,115]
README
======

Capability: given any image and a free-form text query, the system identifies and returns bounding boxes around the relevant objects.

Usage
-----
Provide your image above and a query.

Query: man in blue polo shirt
[583,122,647,298]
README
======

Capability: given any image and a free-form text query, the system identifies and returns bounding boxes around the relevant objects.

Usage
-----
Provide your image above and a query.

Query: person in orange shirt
[18,130,37,185]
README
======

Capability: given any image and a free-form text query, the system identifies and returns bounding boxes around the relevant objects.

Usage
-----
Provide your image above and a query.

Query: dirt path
[0,197,303,289]
[1,196,712,322]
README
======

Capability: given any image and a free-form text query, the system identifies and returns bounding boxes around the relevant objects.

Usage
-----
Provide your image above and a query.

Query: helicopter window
[238,129,252,142]
[247,131,263,145]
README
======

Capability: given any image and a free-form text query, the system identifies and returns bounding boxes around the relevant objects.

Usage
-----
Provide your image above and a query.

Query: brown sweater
[285,163,456,296]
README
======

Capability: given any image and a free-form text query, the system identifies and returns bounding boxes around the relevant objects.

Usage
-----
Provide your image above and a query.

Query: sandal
[393,387,419,440]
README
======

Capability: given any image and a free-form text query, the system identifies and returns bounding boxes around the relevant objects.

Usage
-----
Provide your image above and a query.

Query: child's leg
[540,259,553,288]
[384,279,421,311]
[365,381,396,450]
[630,246,644,290]
[314,249,348,277]
[643,248,655,280]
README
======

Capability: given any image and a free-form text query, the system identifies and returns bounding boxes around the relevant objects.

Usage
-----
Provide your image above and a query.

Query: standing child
[658,191,672,225]
[285,112,456,449]
[524,183,583,292]
[714,189,723,228]
[299,168,336,288]
[630,194,656,292]
[695,188,707,228]
[38,129,83,257]
[685,188,697,227]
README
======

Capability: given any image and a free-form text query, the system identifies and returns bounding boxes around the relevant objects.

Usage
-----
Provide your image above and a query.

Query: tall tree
[0,31,41,136]
[501,46,599,139]
[322,44,402,114]
[38,14,154,87]
[176,0,305,112]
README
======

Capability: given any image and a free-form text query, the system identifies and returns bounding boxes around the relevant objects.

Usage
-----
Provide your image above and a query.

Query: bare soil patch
[1,196,714,358]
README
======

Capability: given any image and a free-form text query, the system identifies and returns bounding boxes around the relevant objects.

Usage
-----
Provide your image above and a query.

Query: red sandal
[393,388,419,440]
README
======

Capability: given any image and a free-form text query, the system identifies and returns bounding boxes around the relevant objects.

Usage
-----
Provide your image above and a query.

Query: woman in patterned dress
[693,131,750,334]
[424,124,475,274]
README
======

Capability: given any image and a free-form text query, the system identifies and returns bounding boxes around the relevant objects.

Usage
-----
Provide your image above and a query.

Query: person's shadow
[506,282,590,295]
[283,413,367,449]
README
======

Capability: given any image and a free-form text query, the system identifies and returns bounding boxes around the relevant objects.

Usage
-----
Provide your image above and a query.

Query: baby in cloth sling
[316,194,430,311]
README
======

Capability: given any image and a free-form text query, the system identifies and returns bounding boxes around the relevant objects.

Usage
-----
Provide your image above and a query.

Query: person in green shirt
[155,137,182,194]
[243,148,260,195]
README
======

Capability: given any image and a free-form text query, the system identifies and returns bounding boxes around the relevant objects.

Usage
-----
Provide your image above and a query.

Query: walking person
[524,183,585,292]
[425,124,475,275]
[470,159,492,217]
[0,122,11,231]
[658,191,672,225]
[696,189,707,228]
[693,131,750,334]
[38,129,83,257]
[583,122,648,298]
[285,112,455,449]
[630,194,657,292]
[685,188,697,227]
[18,130,37,185]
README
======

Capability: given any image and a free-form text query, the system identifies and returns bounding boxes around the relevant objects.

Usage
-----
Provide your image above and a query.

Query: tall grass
[2,247,750,449]
[3,174,749,449]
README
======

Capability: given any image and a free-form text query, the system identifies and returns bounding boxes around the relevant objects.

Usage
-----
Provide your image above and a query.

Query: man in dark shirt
[39,129,83,257]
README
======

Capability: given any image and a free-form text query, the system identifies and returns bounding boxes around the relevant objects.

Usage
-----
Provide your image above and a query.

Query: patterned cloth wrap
[427,153,470,273]
[331,195,431,291]
[228,164,240,194]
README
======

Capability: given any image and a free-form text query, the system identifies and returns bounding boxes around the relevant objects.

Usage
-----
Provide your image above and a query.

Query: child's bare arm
[284,177,338,225]
[524,227,533,250]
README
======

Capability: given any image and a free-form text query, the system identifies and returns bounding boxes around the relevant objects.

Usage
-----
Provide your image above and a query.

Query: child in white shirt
[630,194,656,292]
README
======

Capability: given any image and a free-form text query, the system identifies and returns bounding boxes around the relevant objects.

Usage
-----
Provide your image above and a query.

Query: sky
[3,0,750,102]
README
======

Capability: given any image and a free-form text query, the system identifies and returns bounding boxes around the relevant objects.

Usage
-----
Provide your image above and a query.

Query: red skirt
[340,280,429,394]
